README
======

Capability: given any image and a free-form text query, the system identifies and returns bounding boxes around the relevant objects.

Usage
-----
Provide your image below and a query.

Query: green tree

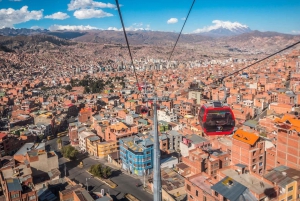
[61,145,78,160]
[102,166,112,179]
[90,164,103,177]
[84,86,90,94]
[38,135,44,141]
[90,164,112,179]
[65,85,72,91]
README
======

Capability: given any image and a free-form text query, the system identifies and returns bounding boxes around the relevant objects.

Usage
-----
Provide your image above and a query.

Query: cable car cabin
[141,106,149,114]
[198,101,235,135]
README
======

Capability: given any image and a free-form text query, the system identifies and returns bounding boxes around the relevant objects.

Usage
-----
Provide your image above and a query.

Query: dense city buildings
[0,29,300,201]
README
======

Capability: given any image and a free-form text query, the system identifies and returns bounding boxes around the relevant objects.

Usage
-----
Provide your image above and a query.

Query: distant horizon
[1,27,300,36]
[0,0,299,34]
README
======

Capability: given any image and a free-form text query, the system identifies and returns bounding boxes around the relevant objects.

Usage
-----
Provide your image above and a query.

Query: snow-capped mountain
[193,20,252,37]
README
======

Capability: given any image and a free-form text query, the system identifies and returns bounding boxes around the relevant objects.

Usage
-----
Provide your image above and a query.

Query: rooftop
[14,142,35,156]
[161,167,185,192]
[221,168,274,195]
[189,173,212,194]
[264,165,300,187]
[232,129,259,145]
[6,178,22,192]
[121,135,154,152]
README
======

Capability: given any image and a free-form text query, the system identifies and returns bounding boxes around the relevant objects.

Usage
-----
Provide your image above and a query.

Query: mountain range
[0,27,299,60]
[0,24,297,39]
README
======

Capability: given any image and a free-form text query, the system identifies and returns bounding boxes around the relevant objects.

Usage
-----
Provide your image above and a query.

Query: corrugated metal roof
[243,120,258,128]
[6,178,22,192]
[211,176,246,201]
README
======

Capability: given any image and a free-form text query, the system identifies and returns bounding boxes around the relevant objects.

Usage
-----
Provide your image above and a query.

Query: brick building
[231,129,265,175]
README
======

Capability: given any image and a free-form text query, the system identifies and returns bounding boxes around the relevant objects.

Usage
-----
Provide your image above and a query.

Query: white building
[157,108,177,122]
[125,115,134,125]
[78,131,96,152]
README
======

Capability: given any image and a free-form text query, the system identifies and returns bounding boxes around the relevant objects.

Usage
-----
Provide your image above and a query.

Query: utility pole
[143,169,146,188]
[153,97,162,201]
[64,163,66,177]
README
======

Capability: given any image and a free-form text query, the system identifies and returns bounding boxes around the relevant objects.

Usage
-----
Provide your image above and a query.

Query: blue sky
[0,0,300,34]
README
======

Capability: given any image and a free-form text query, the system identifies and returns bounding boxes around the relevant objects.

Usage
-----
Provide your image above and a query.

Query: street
[46,137,153,201]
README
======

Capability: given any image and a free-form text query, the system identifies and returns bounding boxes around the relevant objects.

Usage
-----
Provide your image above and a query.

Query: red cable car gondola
[198,101,235,135]
[141,105,149,115]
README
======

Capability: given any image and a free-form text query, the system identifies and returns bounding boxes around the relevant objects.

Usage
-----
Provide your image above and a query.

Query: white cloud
[167,18,178,24]
[193,20,249,33]
[31,26,44,30]
[292,30,300,34]
[107,24,151,31]
[10,0,22,1]
[181,17,186,21]
[74,8,113,19]
[49,24,99,31]
[45,12,70,20]
[68,0,116,11]
[107,27,119,31]
[0,6,43,28]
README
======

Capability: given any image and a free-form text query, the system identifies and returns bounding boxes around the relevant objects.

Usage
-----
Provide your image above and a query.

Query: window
[196,190,198,196]
[146,151,150,154]
[223,198,228,201]
[11,194,19,198]
[203,196,207,201]
[288,195,293,201]
[288,186,293,192]
[190,195,193,199]
[214,191,219,197]
[187,184,191,191]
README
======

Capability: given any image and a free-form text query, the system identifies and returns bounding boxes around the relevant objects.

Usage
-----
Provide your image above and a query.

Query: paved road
[49,138,153,201]
[58,156,153,201]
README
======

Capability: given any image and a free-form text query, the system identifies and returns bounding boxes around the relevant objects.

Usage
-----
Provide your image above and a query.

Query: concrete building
[167,130,183,152]
[120,135,154,176]
[78,131,95,152]
[13,143,59,177]
[180,134,210,157]
[264,165,300,201]
[97,141,118,158]
[157,108,177,122]
[149,167,186,201]
[216,165,276,201]
[188,90,202,104]
[86,135,100,157]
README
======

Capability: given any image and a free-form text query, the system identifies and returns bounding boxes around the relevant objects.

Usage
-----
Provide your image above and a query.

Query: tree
[90,164,112,179]
[102,166,112,179]
[65,85,72,91]
[84,86,90,94]
[38,135,44,141]
[90,164,103,177]
[61,145,78,160]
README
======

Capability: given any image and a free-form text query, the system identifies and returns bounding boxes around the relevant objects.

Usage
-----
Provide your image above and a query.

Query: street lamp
[86,177,92,191]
